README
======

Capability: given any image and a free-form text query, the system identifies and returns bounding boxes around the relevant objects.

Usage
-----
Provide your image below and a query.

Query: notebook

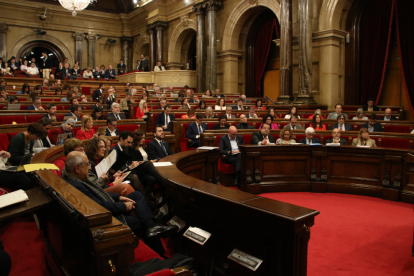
[8,104,21,110]
[56,134,68,145]
[0,189,29,209]
[0,154,32,172]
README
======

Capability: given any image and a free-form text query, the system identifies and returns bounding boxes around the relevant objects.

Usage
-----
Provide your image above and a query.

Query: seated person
[235,114,253,129]
[213,114,230,130]
[173,93,184,103]
[246,106,258,119]
[286,115,303,130]
[276,126,296,145]
[384,108,397,121]
[104,64,116,80]
[213,88,225,98]
[225,106,235,119]
[25,96,44,110]
[186,113,208,148]
[91,107,104,120]
[33,118,54,153]
[181,107,196,119]
[106,117,120,136]
[119,92,135,117]
[308,109,324,119]
[189,94,200,104]
[105,88,116,109]
[50,118,75,145]
[90,97,104,110]
[232,98,247,110]
[353,108,368,120]
[61,63,73,80]
[362,98,379,112]
[62,151,178,255]
[352,128,377,147]
[76,115,97,140]
[251,123,275,145]
[41,103,59,122]
[7,122,44,165]
[215,98,226,110]
[219,126,244,187]
[93,84,105,101]
[330,113,353,131]
[0,149,33,191]
[26,62,39,77]
[255,99,266,110]
[136,100,150,119]
[83,67,94,79]
[105,102,126,120]
[154,61,166,71]
[64,104,82,121]
[147,125,173,160]
[205,107,217,119]
[154,105,175,131]
[284,106,300,119]
[327,104,348,120]
[61,90,76,102]
[361,114,383,132]
[298,127,321,145]
[325,128,348,145]
[309,114,326,130]
[117,59,126,75]
[259,114,279,130]
[178,98,190,110]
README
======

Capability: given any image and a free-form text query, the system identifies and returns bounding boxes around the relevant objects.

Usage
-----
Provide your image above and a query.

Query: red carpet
[260,192,414,276]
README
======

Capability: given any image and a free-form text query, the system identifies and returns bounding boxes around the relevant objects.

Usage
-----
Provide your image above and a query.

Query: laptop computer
[0,154,33,172]
[8,104,21,110]
[56,134,68,145]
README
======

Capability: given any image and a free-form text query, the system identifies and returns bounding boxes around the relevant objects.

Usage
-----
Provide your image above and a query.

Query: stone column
[205,0,222,91]
[153,21,168,65]
[295,0,317,104]
[73,33,85,68]
[0,24,8,61]
[277,0,294,104]
[121,36,133,72]
[193,3,206,93]
[86,34,100,69]
[147,24,156,71]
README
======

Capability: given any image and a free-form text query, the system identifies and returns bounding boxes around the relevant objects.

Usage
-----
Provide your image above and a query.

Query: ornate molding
[254,169,261,183]
[153,21,168,31]
[85,34,101,42]
[181,16,190,29]
[121,36,133,43]
[0,23,8,34]
[192,2,206,15]
[248,0,258,6]
[382,173,390,187]
[72,33,85,41]
[204,0,223,11]
[246,169,252,185]
[92,229,105,242]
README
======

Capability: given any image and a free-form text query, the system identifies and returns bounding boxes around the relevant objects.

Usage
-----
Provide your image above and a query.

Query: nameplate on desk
[228,248,263,271]
[167,216,186,232]
[183,226,211,245]
[197,146,219,150]
[153,162,173,167]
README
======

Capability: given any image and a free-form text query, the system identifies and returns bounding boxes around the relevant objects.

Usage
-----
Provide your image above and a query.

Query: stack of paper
[0,189,29,209]
[95,150,117,176]
[153,162,173,167]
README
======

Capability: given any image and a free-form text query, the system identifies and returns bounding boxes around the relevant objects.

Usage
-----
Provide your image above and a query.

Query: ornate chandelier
[58,0,98,17]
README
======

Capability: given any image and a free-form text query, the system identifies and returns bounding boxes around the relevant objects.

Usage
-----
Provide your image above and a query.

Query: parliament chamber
[1,0,414,275]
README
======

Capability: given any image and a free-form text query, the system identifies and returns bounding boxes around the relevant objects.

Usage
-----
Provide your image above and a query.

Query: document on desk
[153,162,173,167]
[0,189,29,209]
[326,143,341,147]
[95,150,117,176]
[197,146,219,150]
[24,164,59,172]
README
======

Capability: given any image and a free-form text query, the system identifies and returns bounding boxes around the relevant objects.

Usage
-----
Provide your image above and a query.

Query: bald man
[218,126,245,187]
[325,128,348,145]
[62,151,178,251]
[383,108,397,121]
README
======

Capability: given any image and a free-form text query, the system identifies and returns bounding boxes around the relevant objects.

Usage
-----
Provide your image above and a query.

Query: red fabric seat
[216,135,236,174]
[26,115,43,123]
[53,158,66,177]
[0,116,26,124]
[380,138,410,149]
[7,132,20,141]
[76,77,84,80]
[117,124,139,133]
[383,125,411,133]
[0,133,9,151]
[242,134,252,144]
[180,123,197,151]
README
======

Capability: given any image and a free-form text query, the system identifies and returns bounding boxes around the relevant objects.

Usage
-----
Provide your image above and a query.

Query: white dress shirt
[107,127,117,136]
[139,147,148,161]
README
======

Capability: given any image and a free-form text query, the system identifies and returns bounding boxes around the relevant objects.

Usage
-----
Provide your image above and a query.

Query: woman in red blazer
[136,100,150,119]
[75,115,97,140]
[254,99,266,110]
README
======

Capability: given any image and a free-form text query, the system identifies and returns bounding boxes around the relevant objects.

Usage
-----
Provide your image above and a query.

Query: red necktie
[340,124,343,131]
[264,137,267,145]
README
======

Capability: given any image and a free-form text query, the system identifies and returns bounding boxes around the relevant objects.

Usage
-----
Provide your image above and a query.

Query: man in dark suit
[105,117,120,136]
[330,114,353,131]
[89,97,104,110]
[40,51,53,79]
[155,105,175,131]
[173,93,184,103]
[7,56,18,72]
[105,103,126,120]
[93,84,105,101]
[117,59,126,75]
[61,63,73,80]
[362,98,379,112]
[361,114,383,132]
[213,88,225,98]
[64,104,82,121]
[25,96,44,111]
[325,128,348,145]
[137,54,149,72]
[383,108,398,121]
[298,127,321,145]
[63,151,178,251]
[186,113,208,148]
[147,125,173,160]
[235,114,254,129]
[41,103,59,122]
[232,98,247,110]
[219,126,245,187]
[124,83,133,93]
[105,65,116,80]
[251,123,275,145]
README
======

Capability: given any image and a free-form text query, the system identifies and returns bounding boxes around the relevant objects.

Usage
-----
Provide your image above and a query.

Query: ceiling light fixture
[58,0,98,17]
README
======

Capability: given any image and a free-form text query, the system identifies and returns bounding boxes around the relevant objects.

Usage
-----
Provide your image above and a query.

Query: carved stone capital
[192,2,206,15]
[204,0,223,11]
[86,34,100,42]
[73,33,85,41]
[121,36,133,43]
[181,16,190,29]
[153,21,168,31]
[146,24,155,33]
[248,0,258,6]
[0,23,8,34]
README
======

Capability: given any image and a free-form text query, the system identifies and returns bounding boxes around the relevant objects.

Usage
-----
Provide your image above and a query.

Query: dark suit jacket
[147,139,173,160]
[8,61,18,70]
[61,68,72,79]
[105,127,120,136]
[384,116,398,121]
[186,122,208,140]
[232,105,247,110]
[362,105,379,111]
[213,94,225,98]
[235,123,254,129]
[117,63,126,75]
[361,122,384,132]
[64,112,81,121]
[219,134,245,156]
[41,58,53,69]
[138,59,149,72]
[298,137,321,144]
[41,114,59,122]
[105,69,116,79]
[250,132,275,145]
[89,103,101,110]
[154,112,175,131]
[25,105,36,110]
[93,89,103,100]
[104,113,126,120]
[213,124,230,130]
[330,123,353,131]
[325,138,348,145]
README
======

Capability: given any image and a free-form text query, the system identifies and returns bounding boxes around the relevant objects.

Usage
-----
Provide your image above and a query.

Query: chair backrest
[243,134,253,144]
[380,138,411,149]
[383,125,411,133]
[117,124,139,133]
[0,133,10,151]
[26,115,43,123]
[0,116,26,125]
